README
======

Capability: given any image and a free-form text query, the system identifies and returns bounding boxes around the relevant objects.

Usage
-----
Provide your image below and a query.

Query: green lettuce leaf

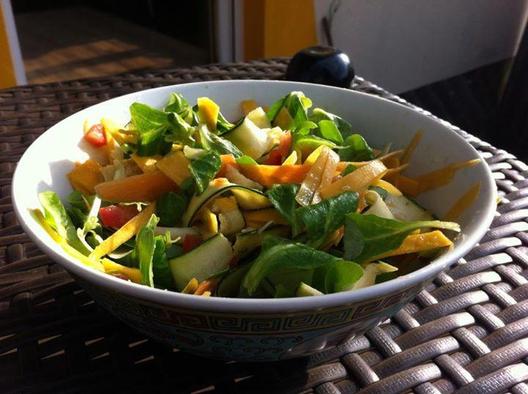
[166,112,195,145]
[136,214,159,287]
[130,103,168,133]
[266,91,312,129]
[188,150,221,194]
[152,236,174,289]
[266,184,300,234]
[317,260,364,293]
[216,112,240,134]
[39,191,90,255]
[317,119,344,144]
[156,192,188,227]
[266,95,287,124]
[217,264,252,297]
[296,191,359,249]
[66,190,91,228]
[67,190,92,213]
[241,237,363,297]
[137,126,172,156]
[198,124,243,157]
[344,213,461,262]
[130,102,194,156]
[339,134,374,162]
[294,134,336,156]
[310,107,353,138]
[164,93,192,123]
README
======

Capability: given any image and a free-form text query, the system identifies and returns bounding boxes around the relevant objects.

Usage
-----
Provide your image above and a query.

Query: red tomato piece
[265,131,292,165]
[265,149,283,165]
[182,234,202,253]
[277,131,292,159]
[229,255,239,267]
[84,124,107,147]
[99,205,139,229]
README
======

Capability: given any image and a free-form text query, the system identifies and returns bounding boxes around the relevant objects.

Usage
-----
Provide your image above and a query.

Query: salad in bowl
[33,90,480,299]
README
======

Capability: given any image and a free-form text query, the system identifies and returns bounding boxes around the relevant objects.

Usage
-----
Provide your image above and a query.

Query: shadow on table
[3,286,314,393]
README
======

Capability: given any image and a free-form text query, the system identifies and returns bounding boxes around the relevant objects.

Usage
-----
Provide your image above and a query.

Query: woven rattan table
[1,59,528,394]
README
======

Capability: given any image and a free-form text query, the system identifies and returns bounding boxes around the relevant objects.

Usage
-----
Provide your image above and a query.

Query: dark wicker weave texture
[1,59,528,394]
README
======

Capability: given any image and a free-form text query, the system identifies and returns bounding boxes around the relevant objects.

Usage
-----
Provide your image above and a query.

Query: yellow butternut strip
[156,150,191,185]
[132,154,162,173]
[384,163,409,176]
[372,179,402,196]
[320,160,388,199]
[194,278,219,295]
[304,145,326,166]
[31,209,104,272]
[102,258,141,283]
[394,175,421,196]
[90,203,156,260]
[314,149,340,204]
[371,230,453,261]
[335,150,403,173]
[67,159,104,195]
[182,278,199,294]
[241,100,258,115]
[275,107,293,130]
[243,208,289,227]
[378,149,404,163]
[296,147,330,205]
[238,164,310,187]
[197,208,218,239]
[197,97,220,131]
[383,163,409,183]
[383,156,400,170]
[101,122,116,162]
[101,117,136,145]
[95,171,176,202]
[282,150,298,165]
[450,158,481,170]
[444,183,481,221]
[400,131,423,164]
[410,158,481,196]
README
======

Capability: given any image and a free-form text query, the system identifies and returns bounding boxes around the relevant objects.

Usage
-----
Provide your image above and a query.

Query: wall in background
[243,0,317,60]
[0,0,26,88]
[314,0,528,93]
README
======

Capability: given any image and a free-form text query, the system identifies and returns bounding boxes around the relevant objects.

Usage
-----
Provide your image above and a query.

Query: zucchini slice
[182,178,270,226]
[385,195,434,222]
[351,262,397,290]
[216,263,252,297]
[296,282,324,297]
[364,190,394,219]
[211,197,246,235]
[169,233,233,290]
[233,226,290,258]
[246,107,271,128]
[224,117,273,159]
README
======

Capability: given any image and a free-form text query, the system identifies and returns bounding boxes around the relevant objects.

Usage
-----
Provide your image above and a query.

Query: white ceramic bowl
[13,80,496,361]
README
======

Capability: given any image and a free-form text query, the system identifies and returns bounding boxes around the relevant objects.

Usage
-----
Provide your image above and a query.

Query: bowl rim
[12,79,497,314]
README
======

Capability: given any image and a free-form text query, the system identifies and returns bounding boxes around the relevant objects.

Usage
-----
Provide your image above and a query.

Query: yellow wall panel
[0,4,17,88]
[244,0,317,60]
